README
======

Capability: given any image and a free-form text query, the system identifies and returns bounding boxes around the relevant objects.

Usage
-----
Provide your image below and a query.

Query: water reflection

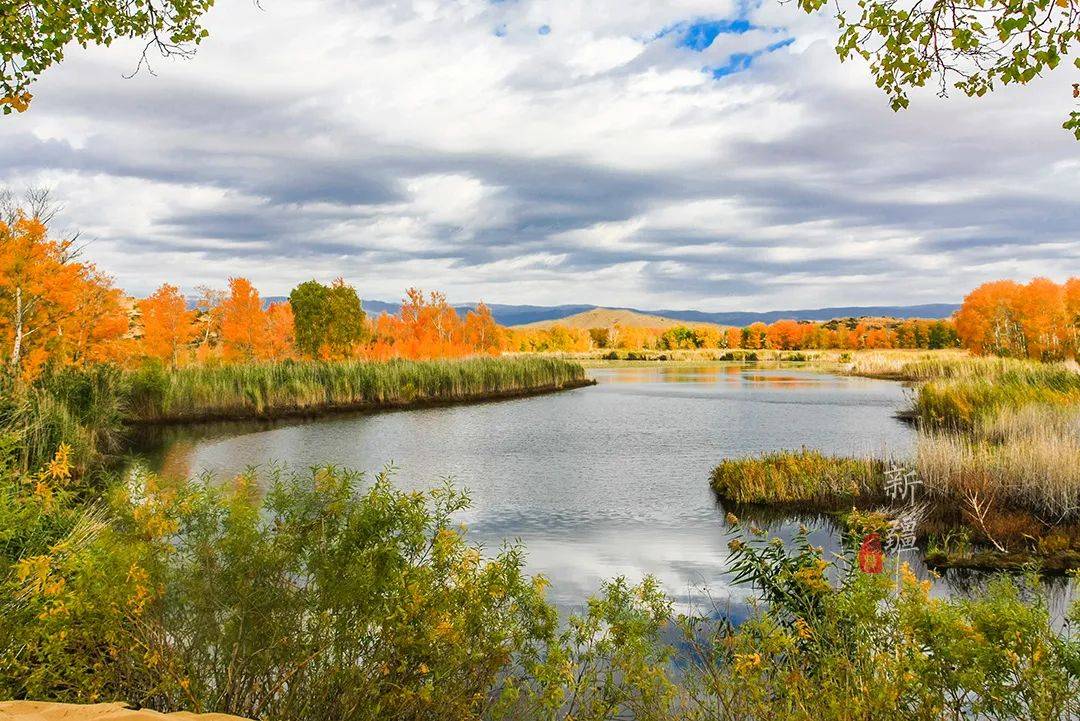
[126,364,1074,613]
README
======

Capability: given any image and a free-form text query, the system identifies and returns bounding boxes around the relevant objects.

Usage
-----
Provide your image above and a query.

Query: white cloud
[0,0,1077,309]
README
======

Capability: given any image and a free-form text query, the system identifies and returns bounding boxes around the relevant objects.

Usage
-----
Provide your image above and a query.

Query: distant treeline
[510,317,959,353]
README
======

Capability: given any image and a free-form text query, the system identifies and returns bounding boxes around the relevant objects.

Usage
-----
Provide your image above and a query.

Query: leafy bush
[675,518,1080,721]
[4,448,1079,720]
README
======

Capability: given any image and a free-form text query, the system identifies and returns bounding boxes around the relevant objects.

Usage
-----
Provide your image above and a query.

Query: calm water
[130,364,1075,616]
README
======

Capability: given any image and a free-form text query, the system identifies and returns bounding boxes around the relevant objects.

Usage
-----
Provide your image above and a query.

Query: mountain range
[247,298,960,327]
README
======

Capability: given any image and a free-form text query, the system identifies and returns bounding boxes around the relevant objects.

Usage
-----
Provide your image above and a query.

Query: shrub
[678,519,1080,720]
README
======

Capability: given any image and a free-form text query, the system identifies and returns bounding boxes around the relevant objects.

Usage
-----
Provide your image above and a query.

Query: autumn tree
[797,0,1080,139]
[588,327,611,349]
[1015,277,1068,360]
[288,279,366,359]
[219,277,269,362]
[0,213,128,380]
[192,284,226,360]
[1,0,216,114]
[956,280,1028,357]
[956,277,1080,360]
[463,302,502,354]
[266,302,296,360]
[1067,278,1080,355]
[765,319,806,350]
[397,288,464,358]
[138,283,197,368]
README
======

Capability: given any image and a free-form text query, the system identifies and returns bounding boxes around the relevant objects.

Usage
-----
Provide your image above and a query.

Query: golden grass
[915,404,1080,520]
[710,448,884,505]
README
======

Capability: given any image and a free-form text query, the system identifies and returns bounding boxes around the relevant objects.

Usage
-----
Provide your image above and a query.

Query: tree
[798,0,1080,139]
[660,326,702,350]
[0,213,128,380]
[323,280,366,356]
[265,302,295,360]
[1066,277,1080,355]
[956,280,1027,357]
[464,302,502,354]
[193,284,226,356]
[1015,277,1068,360]
[588,327,610,349]
[219,277,268,362]
[765,319,806,350]
[289,280,330,357]
[288,279,366,359]
[139,283,197,368]
[1,0,216,114]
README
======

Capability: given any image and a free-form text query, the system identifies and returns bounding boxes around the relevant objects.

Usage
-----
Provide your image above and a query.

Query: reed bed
[710,448,884,505]
[911,362,1080,431]
[126,356,590,423]
[843,349,972,380]
[914,404,1080,521]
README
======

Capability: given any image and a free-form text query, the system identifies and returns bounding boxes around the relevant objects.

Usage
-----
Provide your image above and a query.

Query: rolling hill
[513,308,717,330]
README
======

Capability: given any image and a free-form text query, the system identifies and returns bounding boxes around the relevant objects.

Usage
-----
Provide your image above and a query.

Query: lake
[129,364,1075,616]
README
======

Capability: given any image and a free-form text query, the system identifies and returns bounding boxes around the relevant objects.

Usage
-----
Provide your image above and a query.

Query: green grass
[126,356,591,423]
[0,366,128,474]
[910,363,1080,431]
[710,448,884,505]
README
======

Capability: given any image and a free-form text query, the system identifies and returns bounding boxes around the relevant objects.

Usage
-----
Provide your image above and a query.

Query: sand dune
[0,703,248,721]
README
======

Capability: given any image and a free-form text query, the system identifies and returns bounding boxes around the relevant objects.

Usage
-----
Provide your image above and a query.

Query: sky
[2,0,1078,311]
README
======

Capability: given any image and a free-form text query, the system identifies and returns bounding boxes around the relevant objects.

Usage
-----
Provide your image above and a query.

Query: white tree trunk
[10,286,22,369]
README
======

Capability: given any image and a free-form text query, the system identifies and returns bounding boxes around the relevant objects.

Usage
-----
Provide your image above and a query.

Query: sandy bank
[0,702,247,721]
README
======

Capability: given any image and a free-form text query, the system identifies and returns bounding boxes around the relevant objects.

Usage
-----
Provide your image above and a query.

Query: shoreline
[125,377,598,427]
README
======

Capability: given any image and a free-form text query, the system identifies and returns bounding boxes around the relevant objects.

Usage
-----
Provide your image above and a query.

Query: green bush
[678,519,1080,720]
[3,450,1079,720]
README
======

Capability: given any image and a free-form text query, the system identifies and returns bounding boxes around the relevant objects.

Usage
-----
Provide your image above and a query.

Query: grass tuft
[710,448,884,505]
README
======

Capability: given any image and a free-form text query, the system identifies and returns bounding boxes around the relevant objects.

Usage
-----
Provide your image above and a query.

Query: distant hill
[514,308,717,330]
[185,295,959,326]
[644,303,960,326]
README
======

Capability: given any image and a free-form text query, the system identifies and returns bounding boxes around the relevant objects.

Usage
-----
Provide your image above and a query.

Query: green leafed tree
[288,278,367,359]
[1,0,216,114]
[797,0,1080,138]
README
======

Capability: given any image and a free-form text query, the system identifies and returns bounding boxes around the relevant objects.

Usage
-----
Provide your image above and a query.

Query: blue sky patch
[708,37,794,78]
[681,19,753,50]
[538,24,551,35]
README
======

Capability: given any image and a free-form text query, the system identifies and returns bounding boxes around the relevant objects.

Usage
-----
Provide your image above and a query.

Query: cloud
[0,0,1076,309]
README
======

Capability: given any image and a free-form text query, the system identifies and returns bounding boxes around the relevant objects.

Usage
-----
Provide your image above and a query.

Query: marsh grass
[712,355,1080,564]
[915,405,1080,521]
[911,363,1080,431]
[126,356,590,423]
[710,449,884,505]
[0,366,128,474]
[843,349,973,380]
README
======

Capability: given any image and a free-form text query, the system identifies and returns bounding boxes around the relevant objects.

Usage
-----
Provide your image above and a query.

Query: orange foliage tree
[463,302,504,354]
[956,277,1079,360]
[367,289,505,360]
[266,302,296,360]
[219,277,271,362]
[0,214,128,380]
[138,283,197,368]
